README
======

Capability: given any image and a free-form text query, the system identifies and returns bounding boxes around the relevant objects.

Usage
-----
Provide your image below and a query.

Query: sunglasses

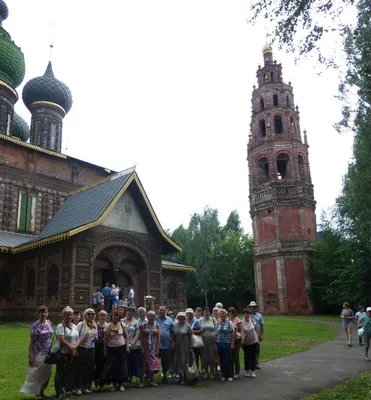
[87,313,95,316]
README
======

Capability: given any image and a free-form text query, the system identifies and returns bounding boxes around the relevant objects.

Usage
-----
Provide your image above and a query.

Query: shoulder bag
[44,325,65,365]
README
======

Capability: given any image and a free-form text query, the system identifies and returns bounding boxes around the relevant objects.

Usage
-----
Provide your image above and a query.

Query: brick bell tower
[247,44,317,314]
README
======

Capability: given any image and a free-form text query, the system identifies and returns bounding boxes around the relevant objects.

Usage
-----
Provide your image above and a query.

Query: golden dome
[262,43,272,54]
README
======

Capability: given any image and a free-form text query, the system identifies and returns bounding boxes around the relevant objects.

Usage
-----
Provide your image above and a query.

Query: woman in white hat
[186,308,204,371]
[173,312,192,384]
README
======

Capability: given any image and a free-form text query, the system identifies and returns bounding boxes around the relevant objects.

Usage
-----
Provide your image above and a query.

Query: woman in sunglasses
[72,308,97,395]
[20,305,53,400]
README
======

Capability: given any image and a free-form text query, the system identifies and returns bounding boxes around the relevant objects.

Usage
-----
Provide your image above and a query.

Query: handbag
[192,334,204,348]
[184,352,199,384]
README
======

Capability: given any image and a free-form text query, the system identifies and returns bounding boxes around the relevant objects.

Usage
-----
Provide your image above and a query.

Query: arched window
[0,270,11,297]
[260,120,266,137]
[167,281,177,299]
[270,71,274,81]
[298,155,305,181]
[26,268,36,297]
[260,98,264,111]
[276,153,290,179]
[274,115,283,134]
[258,158,269,183]
[47,264,59,297]
[273,94,278,107]
[286,95,290,107]
[267,293,277,311]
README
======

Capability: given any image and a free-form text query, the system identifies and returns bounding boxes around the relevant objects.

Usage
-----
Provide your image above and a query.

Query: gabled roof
[162,260,196,272]
[0,231,35,251]
[1,169,181,254]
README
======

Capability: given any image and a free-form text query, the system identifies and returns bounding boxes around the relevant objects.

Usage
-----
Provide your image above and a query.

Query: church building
[0,1,194,319]
[248,45,317,314]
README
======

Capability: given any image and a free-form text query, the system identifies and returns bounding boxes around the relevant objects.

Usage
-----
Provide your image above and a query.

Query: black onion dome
[12,112,30,142]
[0,1,9,25]
[22,62,73,114]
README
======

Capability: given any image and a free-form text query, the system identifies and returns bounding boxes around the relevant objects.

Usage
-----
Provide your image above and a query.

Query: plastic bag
[184,352,199,384]
[358,327,365,337]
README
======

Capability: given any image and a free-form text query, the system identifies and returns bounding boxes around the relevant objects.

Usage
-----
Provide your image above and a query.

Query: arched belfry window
[260,98,264,111]
[274,115,283,134]
[270,71,274,81]
[167,281,177,299]
[0,270,11,297]
[276,153,290,179]
[260,120,266,137]
[26,268,36,297]
[267,293,278,311]
[273,94,278,107]
[298,155,305,181]
[47,264,59,297]
[258,158,269,183]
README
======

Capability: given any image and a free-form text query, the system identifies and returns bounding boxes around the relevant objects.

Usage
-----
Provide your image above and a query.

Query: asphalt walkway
[87,319,371,400]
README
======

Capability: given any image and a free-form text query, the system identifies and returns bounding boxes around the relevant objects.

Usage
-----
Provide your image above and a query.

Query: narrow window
[286,95,290,107]
[259,157,269,182]
[276,153,290,179]
[50,123,57,150]
[260,120,266,137]
[260,98,264,111]
[274,115,283,134]
[47,264,59,297]
[6,113,11,136]
[26,268,36,297]
[17,193,36,232]
[167,282,177,299]
[273,94,278,107]
[35,120,42,145]
[267,293,278,311]
[0,270,11,297]
[270,71,274,81]
[298,155,305,181]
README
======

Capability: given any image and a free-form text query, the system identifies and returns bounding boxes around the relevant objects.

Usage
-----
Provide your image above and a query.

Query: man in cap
[249,301,264,369]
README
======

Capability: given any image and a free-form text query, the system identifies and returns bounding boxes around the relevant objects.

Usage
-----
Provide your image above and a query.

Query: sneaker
[228,377,233,382]
[251,371,256,378]
[139,382,144,388]
[245,370,250,377]
[119,385,125,392]
[167,372,173,379]
[150,381,158,387]
[233,374,239,379]
[75,390,82,396]
[109,385,116,392]
[221,377,225,381]
[82,389,92,394]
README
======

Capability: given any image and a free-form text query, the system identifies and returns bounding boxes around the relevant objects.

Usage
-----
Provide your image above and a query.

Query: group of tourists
[341,302,371,359]
[93,283,135,313]
[20,300,264,400]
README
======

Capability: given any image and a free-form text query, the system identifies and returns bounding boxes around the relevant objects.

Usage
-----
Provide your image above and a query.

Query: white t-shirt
[77,322,98,349]
[129,288,134,299]
[54,323,79,353]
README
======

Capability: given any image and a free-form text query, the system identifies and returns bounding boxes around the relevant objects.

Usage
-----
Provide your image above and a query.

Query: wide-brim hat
[177,312,186,319]
[249,301,258,307]
[185,308,194,314]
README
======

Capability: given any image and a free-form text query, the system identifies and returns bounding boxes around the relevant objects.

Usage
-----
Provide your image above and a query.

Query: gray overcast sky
[6,0,354,234]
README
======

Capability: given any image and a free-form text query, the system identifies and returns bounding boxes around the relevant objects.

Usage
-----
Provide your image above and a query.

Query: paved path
[87,319,371,400]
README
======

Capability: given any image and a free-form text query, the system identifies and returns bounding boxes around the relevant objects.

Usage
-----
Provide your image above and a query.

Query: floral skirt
[20,354,52,395]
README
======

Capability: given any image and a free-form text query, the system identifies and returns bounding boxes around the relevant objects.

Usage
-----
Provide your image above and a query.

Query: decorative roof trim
[8,233,70,254]
[0,246,11,253]
[31,101,66,115]
[133,173,182,252]
[162,265,196,272]
[0,79,18,97]
[0,133,67,158]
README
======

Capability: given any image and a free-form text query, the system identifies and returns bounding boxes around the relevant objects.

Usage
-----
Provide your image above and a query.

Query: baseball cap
[185,308,194,314]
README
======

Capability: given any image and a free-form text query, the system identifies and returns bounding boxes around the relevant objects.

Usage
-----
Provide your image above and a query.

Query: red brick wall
[258,210,276,243]
[284,258,308,312]
[279,207,301,240]
[261,260,280,311]
[304,208,316,241]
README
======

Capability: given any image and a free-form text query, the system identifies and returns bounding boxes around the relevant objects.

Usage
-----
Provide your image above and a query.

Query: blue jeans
[104,297,110,313]
[217,345,232,379]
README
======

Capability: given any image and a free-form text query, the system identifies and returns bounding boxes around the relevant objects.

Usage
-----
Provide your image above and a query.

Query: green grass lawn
[270,315,341,323]
[304,371,371,400]
[0,319,337,400]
